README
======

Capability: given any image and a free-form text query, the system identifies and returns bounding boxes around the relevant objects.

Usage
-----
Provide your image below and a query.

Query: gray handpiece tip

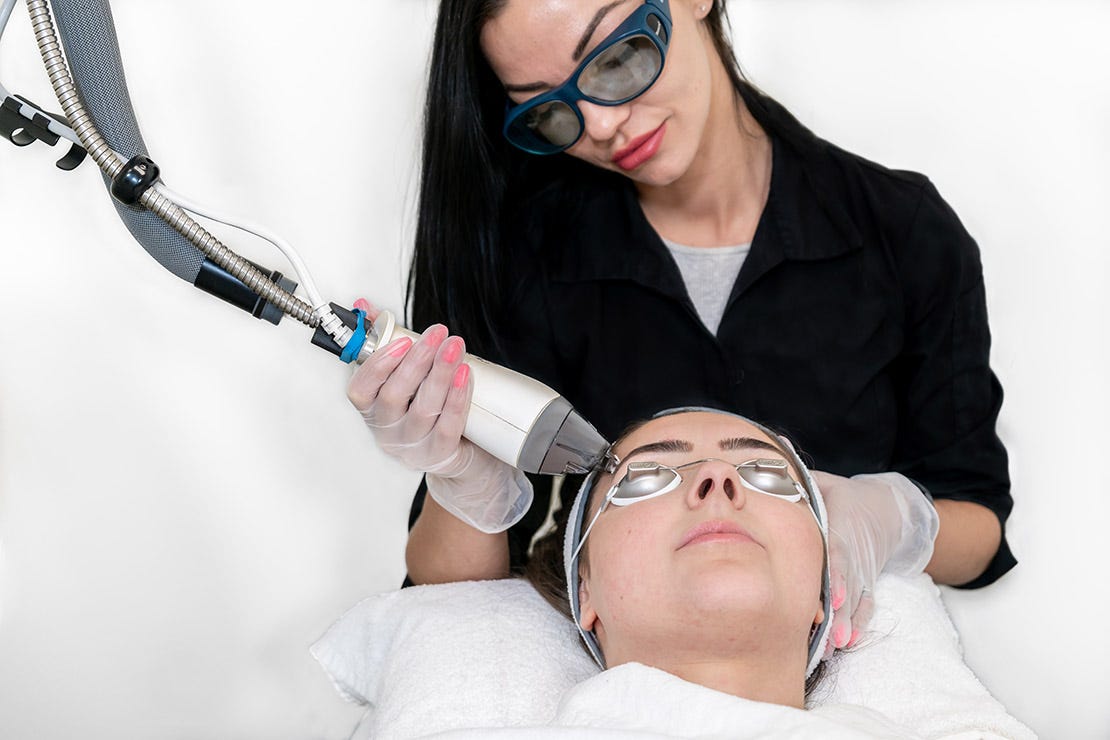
[548,410,610,474]
[518,398,609,475]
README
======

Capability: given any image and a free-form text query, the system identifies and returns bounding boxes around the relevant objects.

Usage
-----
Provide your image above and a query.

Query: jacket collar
[546,95,863,293]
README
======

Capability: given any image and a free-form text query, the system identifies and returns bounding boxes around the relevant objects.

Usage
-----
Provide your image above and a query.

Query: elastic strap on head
[564,465,607,669]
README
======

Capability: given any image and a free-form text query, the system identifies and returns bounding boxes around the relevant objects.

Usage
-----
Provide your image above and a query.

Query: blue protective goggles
[502,0,672,155]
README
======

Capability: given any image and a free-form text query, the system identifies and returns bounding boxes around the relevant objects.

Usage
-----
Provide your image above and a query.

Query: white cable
[153,182,326,311]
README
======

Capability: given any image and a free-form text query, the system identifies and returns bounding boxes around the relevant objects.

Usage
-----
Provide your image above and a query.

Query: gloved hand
[346,299,533,534]
[811,471,939,656]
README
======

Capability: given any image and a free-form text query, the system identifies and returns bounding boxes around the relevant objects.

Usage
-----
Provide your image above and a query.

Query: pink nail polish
[849,629,860,646]
[836,625,850,646]
[423,324,448,346]
[453,364,470,389]
[353,298,370,312]
[442,338,463,363]
[389,338,412,357]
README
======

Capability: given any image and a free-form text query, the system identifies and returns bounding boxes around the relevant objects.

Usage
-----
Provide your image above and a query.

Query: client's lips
[679,519,758,549]
[612,122,666,171]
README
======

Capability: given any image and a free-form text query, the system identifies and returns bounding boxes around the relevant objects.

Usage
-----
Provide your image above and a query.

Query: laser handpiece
[313,307,610,476]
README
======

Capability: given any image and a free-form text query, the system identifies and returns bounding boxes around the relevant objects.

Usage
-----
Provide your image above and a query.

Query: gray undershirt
[662,238,751,336]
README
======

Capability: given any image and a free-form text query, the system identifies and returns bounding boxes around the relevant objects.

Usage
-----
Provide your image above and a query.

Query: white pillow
[311,574,1032,739]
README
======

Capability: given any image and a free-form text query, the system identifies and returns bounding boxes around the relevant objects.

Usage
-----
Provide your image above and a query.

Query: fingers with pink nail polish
[388,337,413,357]
[351,297,381,322]
[442,337,464,364]
[453,364,470,389]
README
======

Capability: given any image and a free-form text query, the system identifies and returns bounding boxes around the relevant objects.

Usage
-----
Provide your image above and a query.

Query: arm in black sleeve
[889,180,1016,588]
[403,472,554,587]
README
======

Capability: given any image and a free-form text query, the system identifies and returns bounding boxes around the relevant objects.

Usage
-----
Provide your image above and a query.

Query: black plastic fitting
[1,94,87,170]
[110,154,160,205]
[193,258,298,326]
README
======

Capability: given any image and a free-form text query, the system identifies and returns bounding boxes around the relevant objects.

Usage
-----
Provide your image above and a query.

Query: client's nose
[686,460,746,508]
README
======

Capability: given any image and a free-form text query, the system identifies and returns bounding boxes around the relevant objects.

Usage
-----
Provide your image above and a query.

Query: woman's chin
[623,155,686,188]
[680,565,776,614]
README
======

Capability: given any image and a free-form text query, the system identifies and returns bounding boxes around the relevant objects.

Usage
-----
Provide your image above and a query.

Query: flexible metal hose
[24,0,320,327]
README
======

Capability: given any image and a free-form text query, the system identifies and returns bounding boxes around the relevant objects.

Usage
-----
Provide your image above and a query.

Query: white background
[0,1,1107,737]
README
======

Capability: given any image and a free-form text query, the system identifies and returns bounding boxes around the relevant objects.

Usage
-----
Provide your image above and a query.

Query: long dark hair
[406,0,761,357]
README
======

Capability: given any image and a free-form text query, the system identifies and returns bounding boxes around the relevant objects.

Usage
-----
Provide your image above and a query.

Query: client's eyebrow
[621,439,692,460]
[621,436,781,461]
[719,437,781,454]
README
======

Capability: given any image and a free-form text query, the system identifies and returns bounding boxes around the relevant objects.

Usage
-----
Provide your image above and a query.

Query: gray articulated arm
[52,0,204,283]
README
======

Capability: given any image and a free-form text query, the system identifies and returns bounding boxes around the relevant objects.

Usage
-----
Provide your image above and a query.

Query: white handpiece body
[363,311,575,473]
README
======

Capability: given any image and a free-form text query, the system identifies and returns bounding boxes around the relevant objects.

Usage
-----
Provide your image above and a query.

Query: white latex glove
[811,471,939,656]
[346,299,532,534]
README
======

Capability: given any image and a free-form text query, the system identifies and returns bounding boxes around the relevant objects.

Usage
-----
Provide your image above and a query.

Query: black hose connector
[110,154,160,205]
[193,258,298,326]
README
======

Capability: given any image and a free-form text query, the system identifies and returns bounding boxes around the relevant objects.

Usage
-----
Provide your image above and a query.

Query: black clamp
[110,155,160,205]
[1,94,87,171]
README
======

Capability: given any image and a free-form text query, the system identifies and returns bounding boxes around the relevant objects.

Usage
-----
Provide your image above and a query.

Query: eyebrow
[502,0,629,95]
[621,439,692,460]
[619,436,781,462]
[573,0,626,61]
[719,437,781,454]
[503,80,550,94]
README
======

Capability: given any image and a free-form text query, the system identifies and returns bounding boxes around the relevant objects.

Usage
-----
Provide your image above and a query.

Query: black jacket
[411,90,1015,588]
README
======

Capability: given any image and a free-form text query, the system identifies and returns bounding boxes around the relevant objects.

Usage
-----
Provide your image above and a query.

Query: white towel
[811,576,1033,739]
[311,574,1034,739]
[537,663,923,738]
[429,664,1016,738]
[311,579,597,738]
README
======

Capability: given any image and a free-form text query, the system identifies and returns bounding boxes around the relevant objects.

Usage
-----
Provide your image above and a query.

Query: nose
[684,460,747,509]
[577,100,630,144]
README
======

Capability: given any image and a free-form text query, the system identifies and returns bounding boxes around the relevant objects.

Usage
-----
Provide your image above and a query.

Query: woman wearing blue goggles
[502,0,672,154]
[382,0,1013,678]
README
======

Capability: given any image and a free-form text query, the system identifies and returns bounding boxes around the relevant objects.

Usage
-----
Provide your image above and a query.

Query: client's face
[577,411,825,669]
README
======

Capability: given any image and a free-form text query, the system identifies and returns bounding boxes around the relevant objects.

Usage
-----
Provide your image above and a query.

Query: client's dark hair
[525,493,579,622]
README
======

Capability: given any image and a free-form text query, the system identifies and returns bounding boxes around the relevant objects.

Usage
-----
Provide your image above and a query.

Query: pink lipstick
[613,122,667,171]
